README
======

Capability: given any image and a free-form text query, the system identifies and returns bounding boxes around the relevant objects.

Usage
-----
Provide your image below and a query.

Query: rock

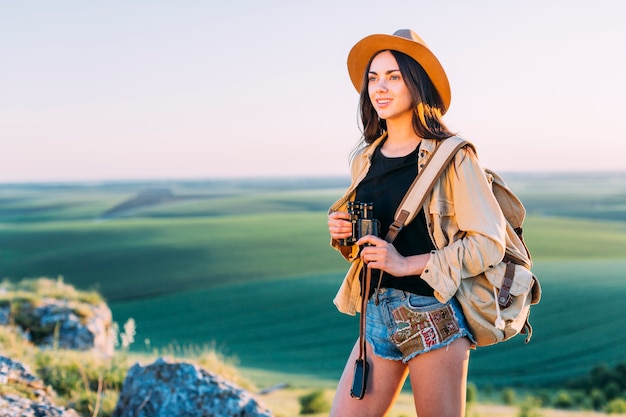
[0,395,80,417]
[0,305,9,325]
[112,357,274,417]
[0,356,79,417]
[0,355,51,400]
[9,298,114,357]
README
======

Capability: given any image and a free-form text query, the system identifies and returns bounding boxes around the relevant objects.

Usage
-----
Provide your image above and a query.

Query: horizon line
[1,170,626,187]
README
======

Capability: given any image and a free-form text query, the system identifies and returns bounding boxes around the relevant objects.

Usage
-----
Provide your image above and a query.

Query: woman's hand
[357,235,431,277]
[328,211,352,241]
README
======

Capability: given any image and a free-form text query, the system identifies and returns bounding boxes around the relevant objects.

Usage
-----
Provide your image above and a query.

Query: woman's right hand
[328,211,352,241]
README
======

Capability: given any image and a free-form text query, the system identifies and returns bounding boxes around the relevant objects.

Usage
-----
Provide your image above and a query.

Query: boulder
[0,355,79,417]
[0,304,9,325]
[7,298,114,357]
[112,357,274,417]
[0,395,80,417]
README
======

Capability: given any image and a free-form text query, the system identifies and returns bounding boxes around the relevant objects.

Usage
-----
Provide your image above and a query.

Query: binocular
[338,201,380,246]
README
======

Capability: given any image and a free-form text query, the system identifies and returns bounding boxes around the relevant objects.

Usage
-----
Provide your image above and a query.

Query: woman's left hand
[356,235,408,277]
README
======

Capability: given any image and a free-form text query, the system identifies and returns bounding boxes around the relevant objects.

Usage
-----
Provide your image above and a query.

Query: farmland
[1,172,625,390]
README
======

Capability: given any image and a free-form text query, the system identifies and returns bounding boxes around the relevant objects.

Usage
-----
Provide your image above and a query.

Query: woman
[327,29,507,417]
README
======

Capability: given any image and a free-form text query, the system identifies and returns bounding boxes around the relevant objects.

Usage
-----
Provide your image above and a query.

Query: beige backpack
[388,137,542,347]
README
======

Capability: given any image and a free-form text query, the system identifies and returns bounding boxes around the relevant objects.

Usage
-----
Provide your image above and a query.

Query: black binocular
[338,201,380,246]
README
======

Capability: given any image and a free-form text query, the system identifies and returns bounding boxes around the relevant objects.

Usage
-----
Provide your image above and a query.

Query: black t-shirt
[355,142,436,296]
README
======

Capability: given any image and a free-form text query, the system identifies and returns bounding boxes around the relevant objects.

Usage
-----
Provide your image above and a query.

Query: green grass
[503,171,626,223]
[0,212,345,300]
[524,216,626,259]
[109,272,353,387]
[1,174,626,391]
[107,257,626,389]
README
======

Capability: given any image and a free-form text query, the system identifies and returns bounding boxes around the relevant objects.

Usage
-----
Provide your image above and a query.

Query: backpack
[388,137,542,347]
[456,168,542,346]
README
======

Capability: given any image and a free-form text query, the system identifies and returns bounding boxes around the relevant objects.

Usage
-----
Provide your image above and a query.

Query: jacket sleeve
[419,146,507,303]
[327,148,367,262]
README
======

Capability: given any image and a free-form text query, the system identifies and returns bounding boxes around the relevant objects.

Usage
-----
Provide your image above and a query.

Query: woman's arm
[420,146,507,302]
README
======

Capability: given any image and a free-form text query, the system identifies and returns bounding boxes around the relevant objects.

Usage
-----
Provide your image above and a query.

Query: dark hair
[357,50,455,146]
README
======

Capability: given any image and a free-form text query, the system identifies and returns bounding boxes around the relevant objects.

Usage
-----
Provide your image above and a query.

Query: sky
[1,0,625,183]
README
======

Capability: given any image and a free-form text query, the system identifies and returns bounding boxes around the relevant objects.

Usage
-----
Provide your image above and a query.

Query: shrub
[533,390,551,408]
[571,389,592,410]
[553,390,574,409]
[605,398,626,414]
[590,363,613,389]
[605,381,622,400]
[466,382,477,404]
[34,348,126,397]
[563,362,626,410]
[70,389,118,417]
[35,351,86,397]
[299,389,330,415]
[518,395,544,417]
[590,388,606,411]
[502,388,517,405]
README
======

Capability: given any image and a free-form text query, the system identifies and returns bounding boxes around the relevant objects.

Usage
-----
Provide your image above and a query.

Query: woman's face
[367,51,413,123]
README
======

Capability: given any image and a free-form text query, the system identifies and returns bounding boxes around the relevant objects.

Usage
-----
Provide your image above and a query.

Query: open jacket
[328,134,507,315]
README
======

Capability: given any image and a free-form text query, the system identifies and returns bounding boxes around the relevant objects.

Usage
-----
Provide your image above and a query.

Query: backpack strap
[497,261,516,308]
[385,137,469,242]
[351,263,372,399]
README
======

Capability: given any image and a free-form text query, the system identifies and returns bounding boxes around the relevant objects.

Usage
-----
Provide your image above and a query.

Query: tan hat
[347,29,451,113]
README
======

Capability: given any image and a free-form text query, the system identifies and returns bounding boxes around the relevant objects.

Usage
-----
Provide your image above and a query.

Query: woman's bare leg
[407,337,471,417]
[330,339,408,417]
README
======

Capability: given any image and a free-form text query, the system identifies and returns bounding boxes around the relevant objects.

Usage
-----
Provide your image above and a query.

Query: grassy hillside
[0,182,346,300]
[105,218,626,388]
[1,173,625,390]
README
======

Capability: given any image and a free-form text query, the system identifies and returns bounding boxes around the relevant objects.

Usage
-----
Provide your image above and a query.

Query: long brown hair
[357,50,455,146]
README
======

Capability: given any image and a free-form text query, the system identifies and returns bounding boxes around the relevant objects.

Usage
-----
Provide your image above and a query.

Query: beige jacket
[329,134,507,315]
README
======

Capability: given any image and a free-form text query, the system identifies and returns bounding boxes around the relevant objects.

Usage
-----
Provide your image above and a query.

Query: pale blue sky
[1,0,624,183]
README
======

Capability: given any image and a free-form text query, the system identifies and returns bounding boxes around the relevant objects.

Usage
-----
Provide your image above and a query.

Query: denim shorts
[366,288,476,363]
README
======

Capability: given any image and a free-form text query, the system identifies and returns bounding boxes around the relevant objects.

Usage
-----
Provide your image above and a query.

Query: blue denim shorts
[366,288,476,363]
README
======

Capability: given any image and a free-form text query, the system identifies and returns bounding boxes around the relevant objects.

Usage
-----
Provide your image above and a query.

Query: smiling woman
[324,28,515,417]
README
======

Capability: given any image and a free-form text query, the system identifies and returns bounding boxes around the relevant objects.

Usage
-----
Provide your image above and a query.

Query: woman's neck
[382,121,422,157]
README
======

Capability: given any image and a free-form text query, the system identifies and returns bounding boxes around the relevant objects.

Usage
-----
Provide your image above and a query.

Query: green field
[1,173,625,389]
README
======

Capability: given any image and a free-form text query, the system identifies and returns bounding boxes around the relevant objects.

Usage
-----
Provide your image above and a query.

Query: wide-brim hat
[347,29,451,113]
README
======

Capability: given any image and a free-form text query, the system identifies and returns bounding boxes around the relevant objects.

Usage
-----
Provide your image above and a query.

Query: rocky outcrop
[2,280,274,416]
[0,356,79,417]
[1,298,114,357]
[0,395,80,417]
[112,357,274,417]
[1,354,277,417]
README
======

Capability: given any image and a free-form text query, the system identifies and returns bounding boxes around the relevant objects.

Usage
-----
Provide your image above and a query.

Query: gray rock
[0,395,80,417]
[113,357,274,417]
[0,305,9,325]
[1,355,50,400]
[7,299,114,357]
[0,356,79,417]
